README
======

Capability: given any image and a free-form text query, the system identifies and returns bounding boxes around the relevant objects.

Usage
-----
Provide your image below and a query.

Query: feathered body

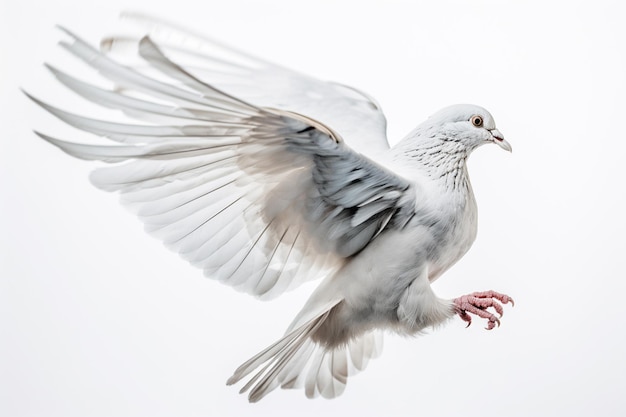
[225,122,484,401]
[29,14,513,402]
[299,145,480,346]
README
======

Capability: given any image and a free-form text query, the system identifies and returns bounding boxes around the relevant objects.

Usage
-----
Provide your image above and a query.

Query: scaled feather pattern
[29,13,514,402]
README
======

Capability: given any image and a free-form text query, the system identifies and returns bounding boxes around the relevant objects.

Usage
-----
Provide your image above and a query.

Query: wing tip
[32,130,63,148]
[54,24,76,40]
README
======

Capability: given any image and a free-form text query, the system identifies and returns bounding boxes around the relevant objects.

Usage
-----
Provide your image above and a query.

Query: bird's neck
[391,132,471,192]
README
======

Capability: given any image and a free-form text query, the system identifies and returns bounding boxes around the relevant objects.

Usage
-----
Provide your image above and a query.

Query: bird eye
[471,115,483,127]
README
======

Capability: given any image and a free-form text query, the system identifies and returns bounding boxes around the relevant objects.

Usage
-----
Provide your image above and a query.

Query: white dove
[28,15,514,402]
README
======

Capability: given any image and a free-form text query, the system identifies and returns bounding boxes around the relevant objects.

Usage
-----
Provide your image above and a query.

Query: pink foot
[453,290,514,330]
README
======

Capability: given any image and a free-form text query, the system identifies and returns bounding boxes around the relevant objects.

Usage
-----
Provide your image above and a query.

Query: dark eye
[471,115,483,127]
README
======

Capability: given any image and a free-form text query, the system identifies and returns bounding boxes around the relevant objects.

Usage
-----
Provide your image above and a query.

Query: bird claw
[453,290,514,331]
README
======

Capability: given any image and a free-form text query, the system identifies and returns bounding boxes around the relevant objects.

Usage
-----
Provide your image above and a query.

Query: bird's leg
[453,290,514,330]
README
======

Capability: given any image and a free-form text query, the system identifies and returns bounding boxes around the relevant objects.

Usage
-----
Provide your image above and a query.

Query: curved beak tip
[497,138,512,152]
[490,129,512,152]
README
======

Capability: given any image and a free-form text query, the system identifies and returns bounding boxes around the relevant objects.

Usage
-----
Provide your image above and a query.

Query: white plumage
[29,14,514,402]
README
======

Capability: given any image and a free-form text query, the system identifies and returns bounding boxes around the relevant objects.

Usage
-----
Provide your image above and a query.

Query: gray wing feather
[29,29,416,298]
[286,131,415,256]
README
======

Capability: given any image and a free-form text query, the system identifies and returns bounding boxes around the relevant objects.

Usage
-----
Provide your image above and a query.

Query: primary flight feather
[29,14,514,402]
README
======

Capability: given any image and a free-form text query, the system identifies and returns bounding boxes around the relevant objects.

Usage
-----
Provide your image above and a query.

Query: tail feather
[227,306,383,402]
[226,311,328,387]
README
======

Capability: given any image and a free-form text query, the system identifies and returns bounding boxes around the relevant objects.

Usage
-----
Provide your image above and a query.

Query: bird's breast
[424,190,478,282]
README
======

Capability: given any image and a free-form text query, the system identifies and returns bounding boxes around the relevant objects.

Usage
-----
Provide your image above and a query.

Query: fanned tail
[227,302,383,402]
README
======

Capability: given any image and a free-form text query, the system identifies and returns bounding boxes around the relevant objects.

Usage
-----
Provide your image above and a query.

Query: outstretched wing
[100,12,390,159]
[30,29,417,299]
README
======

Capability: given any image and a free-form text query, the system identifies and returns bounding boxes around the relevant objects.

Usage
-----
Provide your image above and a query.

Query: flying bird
[28,14,514,402]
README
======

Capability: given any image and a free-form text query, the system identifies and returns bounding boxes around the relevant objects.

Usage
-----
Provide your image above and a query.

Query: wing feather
[30,28,417,298]
[101,12,391,158]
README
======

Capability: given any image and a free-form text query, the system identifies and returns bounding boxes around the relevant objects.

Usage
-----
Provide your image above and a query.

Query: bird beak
[490,129,512,152]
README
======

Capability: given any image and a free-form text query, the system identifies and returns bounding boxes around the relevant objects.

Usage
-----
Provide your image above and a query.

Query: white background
[2,1,625,416]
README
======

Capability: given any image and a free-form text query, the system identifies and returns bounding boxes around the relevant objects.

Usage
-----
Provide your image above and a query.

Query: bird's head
[422,104,512,153]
